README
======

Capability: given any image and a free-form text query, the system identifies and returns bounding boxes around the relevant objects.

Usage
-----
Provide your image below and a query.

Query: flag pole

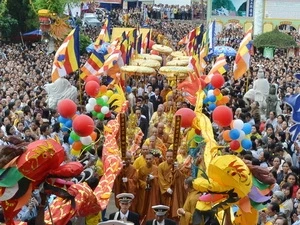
[78,69,83,106]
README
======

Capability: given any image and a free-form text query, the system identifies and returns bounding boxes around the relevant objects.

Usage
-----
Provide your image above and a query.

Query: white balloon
[101,106,110,114]
[85,103,93,112]
[233,119,244,130]
[207,90,214,97]
[88,98,97,107]
[238,130,245,142]
[101,95,109,102]
[80,136,93,145]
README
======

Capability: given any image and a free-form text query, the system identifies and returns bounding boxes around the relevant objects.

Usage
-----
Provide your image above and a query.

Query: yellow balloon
[71,148,81,157]
[106,90,114,98]
[216,94,223,101]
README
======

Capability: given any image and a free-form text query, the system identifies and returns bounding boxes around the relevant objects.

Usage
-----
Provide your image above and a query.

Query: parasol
[136,54,162,62]
[166,60,189,66]
[159,66,193,79]
[171,51,185,57]
[152,44,173,54]
[213,46,236,56]
[120,65,156,76]
[173,56,191,60]
[130,59,161,69]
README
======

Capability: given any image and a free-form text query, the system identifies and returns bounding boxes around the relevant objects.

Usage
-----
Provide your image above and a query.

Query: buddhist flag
[80,50,105,79]
[205,53,228,82]
[142,30,151,53]
[233,26,253,80]
[51,26,80,82]
[95,19,110,49]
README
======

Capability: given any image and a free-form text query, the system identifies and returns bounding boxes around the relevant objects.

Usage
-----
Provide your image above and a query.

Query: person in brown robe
[113,153,138,212]
[137,153,161,224]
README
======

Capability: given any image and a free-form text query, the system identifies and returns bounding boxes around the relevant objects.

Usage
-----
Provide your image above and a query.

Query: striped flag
[141,30,151,54]
[51,26,80,82]
[205,53,228,82]
[233,26,253,80]
[80,50,105,79]
[136,34,143,54]
[95,19,110,50]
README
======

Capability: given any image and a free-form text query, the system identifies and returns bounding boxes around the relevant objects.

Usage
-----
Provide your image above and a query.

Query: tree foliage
[0,0,18,39]
[79,33,92,55]
[253,28,297,49]
[32,0,81,16]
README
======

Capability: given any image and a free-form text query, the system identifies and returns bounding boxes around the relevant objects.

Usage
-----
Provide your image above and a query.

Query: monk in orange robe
[137,153,161,224]
[113,153,138,212]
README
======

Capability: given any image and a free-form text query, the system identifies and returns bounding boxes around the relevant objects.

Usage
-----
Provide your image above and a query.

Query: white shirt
[153,219,165,225]
[119,211,129,221]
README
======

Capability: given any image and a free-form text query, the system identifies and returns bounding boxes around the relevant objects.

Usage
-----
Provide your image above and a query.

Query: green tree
[254,28,297,49]
[32,0,80,16]
[79,33,92,55]
[0,0,18,39]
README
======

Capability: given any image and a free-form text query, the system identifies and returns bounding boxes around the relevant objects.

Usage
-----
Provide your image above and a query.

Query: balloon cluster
[204,74,229,111]
[84,75,114,120]
[57,99,96,156]
[204,88,230,111]
[222,119,252,152]
[58,116,73,132]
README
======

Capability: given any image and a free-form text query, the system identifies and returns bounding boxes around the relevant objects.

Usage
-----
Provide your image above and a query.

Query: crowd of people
[1,9,300,224]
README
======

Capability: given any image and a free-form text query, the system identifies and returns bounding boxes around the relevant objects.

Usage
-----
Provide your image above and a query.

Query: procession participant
[109,193,140,225]
[177,177,201,225]
[137,153,160,223]
[145,205,176,225]
[133,145,149,171]
[113,153,138,212]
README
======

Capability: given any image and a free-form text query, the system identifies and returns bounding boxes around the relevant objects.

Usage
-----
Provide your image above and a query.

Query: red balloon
[85,81,100,97]
[105,111,111,118]
[211,73,225,89]
[85,75,100,84]
[175,108,196,128]
[57,99,77,118]
[72,115,94,137]
[94,105,101,112]
[230,140,241,151]
[212,106,233,127]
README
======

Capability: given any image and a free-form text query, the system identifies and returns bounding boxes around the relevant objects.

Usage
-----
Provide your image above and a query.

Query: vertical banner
[123,1,128,10]
[172,115,182,162]
[248,0,254,17]
[119,113,127,160]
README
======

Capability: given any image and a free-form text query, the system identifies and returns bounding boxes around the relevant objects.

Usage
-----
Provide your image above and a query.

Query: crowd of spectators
[2,16,300,224]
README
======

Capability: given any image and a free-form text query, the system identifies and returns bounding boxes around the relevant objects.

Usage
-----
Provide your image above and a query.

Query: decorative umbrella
[152,44,173,54]
[173,56,191,60]
[130,59,161,69]
[159,66,193,80]
[136,54,162,62]
[120,65,156,76]
[213,46,236,56]
[166,60,189,66]
[171,51,185,57]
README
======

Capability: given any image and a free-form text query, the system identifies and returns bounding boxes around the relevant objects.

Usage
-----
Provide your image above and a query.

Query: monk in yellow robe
[133,145,149,171]
[149,105,166,129]
[137,154,160,224]
[146,135,167,160]
[158,150,174,208]
[113,153,138,212]
[177,177,201,225]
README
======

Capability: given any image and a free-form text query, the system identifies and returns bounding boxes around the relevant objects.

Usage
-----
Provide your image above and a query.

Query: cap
[273,191,285,202]
[152,205,170,216]
[116,193,134,203]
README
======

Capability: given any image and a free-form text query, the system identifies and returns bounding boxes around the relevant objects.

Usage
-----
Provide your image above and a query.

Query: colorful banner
[211,0,247,17]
